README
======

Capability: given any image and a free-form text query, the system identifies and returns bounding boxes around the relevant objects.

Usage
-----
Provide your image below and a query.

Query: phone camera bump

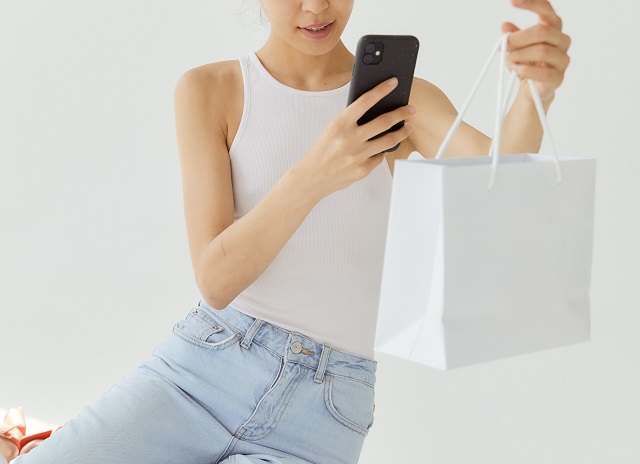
[363,42,384,65]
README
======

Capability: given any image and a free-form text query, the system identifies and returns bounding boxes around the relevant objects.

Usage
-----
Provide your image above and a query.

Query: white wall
[1,0,639,462]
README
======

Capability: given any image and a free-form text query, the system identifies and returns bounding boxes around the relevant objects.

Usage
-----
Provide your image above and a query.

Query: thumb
[501,22,521,34]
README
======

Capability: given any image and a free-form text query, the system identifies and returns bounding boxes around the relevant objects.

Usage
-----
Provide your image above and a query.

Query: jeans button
[290,341,302,354]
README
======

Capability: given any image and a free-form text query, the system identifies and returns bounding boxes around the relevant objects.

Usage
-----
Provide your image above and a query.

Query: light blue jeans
[14,299,377,464]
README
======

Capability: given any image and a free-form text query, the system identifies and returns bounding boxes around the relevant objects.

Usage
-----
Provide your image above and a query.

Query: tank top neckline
[248,52,351,97]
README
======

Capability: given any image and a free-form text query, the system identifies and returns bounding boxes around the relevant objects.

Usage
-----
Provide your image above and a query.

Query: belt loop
[313,344,331,383]
[240,318,264,350]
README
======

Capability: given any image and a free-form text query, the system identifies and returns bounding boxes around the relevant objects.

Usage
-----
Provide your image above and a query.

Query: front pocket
[323,374,375,436]
[172,307,241,351]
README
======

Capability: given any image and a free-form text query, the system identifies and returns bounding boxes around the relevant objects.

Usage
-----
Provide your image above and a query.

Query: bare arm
[499,84,553,154]
[175,69,413,309]
[405,77,492,158]
[406,0,570,158]
[174,66,319,310]
[501,0,571,152]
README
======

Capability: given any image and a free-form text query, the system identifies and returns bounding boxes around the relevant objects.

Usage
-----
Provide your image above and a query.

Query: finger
[510,0,563,29]
[359,104,416,141]
[508,44,570,71]
[356,151,387,179]
[365,151,386,167]
[346,77,399,121]
[501,22,521,34]
[511,64,564,89]
[508,24,571,53]
[367,122,413,154]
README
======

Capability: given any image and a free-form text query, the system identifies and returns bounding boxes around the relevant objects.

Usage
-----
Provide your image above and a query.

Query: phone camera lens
[362,41,383,65]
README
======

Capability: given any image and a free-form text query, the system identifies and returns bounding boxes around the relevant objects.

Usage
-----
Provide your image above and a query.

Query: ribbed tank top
[227,53,392,360]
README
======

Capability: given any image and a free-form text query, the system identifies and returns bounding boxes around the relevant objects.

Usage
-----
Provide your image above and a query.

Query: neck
[256,33,354,91]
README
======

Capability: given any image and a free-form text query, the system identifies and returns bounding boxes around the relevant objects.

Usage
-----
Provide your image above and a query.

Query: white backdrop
[1,0,639,462]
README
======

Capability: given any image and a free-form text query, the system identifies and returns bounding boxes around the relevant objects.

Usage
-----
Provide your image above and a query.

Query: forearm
[197,164,322,309]
[499,82,554,154]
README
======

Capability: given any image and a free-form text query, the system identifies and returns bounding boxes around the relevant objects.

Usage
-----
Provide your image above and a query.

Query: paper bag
[374,34,596,370]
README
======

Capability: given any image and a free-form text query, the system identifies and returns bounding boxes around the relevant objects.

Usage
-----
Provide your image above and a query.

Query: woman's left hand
[502,0,572,102]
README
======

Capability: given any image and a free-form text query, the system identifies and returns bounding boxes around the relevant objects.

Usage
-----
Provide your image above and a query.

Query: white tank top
[227,53,392,360]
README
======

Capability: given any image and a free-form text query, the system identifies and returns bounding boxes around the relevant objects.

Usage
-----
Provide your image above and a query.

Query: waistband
[196,299,377,386]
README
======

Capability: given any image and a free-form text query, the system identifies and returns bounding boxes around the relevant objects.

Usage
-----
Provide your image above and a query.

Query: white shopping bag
[374,34,596,370]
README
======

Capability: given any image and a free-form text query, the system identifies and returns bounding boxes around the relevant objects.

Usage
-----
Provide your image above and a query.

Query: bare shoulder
[175,60,242,100]
[407,76,457,140]
[174,60,244,147]
[406,76,490,158]
[405,77,458,157]
[382,78,450,171]
[408,77,456,114]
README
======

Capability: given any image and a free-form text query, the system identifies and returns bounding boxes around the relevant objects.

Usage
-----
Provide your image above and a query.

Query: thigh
[14,366,233,464]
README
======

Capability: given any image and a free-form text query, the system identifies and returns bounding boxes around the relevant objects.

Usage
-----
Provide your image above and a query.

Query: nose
[301,0,329,15]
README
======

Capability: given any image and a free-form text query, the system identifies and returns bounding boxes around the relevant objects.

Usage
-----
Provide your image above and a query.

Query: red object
[1,407,61,453]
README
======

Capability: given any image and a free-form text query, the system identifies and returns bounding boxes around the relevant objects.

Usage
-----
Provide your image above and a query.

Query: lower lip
[298,22,334,40]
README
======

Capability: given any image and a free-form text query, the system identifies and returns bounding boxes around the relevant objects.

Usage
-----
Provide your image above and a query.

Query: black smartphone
[347,35,420,152]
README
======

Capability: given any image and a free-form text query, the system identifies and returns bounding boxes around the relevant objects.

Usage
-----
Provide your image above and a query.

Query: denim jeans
[15,299,377,464]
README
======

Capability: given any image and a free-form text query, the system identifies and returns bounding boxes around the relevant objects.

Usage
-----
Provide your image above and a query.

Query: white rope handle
[434,36,503,160]
[434,33,563,189]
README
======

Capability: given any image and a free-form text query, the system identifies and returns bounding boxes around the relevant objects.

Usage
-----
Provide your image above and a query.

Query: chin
[303,44,340,56]
[294,37,343,56]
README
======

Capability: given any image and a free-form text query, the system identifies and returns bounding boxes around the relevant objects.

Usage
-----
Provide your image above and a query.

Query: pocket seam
[172,325,240,351]
[323,375,371,436]
[196,306,239,333]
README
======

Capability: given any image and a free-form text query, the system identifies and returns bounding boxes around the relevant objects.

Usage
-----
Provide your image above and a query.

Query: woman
[2,0,570,462]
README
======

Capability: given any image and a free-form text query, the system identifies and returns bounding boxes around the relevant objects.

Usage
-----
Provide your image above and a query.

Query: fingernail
[408,105,416,114]
[405,123,414,130]
[387,77,398,86]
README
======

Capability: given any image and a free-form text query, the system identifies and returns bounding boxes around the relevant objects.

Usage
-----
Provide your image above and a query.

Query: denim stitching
[215,334,375,388]
[172,326,240,351]
[268,372,305,436]
[323,375,370,436]
[237,370,305,441]
[191,310,234,335]
[200,307,377,364]
[202,310,254,337]
[321,372,374,388]
[198,308,376,386]
[215,437,239,464]
[267,357,286,392]
[228,339,374,388]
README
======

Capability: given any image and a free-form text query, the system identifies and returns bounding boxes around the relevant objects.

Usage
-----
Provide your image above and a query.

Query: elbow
[196,273,233,310]
[199,287,232,310]
[203,296,229,311]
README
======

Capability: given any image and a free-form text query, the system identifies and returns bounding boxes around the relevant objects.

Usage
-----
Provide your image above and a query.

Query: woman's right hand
[293,77,415,200]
